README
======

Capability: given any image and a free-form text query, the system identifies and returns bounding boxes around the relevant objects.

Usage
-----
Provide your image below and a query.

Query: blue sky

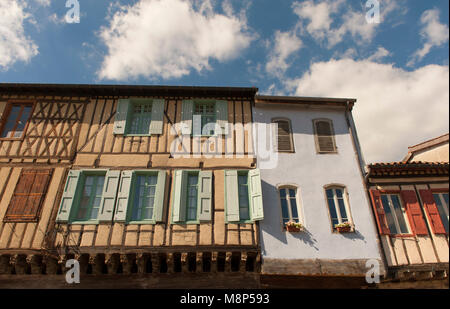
[0,0,449,162]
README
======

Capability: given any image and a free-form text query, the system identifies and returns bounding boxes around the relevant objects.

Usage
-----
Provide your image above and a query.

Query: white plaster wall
[253,104,382,261]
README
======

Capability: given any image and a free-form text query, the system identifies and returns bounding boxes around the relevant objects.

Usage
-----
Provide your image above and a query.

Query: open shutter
[98,170,120,222]
[181,100,193,135]
[198,171,212,221]
[113,99,130,135]
[149,99,165,135]
[369,190,390,235]
[153,170,167,222]
[225,170,239,222]
[401,190,428,236]
[172,170,187,222]
[114,171,133,222]
[216,100,228,135]
[56,170,81,222]
[249,169,264,221]
[419,190,446,234]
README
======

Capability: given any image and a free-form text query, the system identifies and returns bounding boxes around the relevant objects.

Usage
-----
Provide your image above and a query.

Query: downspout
[344,102,389,279]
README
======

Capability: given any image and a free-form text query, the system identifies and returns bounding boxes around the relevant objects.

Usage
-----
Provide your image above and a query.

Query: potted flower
[335,222,353,233]
[285,221,304,232]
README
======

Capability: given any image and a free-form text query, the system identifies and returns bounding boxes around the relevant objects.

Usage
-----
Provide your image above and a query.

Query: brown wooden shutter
[401,190,428,236]
[315,120,336,152]
[4,168,53,222]
[369,190,390,235]
[275,120,293,152]
[419,189,447,234]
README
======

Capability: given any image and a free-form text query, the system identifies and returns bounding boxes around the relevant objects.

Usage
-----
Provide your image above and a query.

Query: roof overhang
[254,95,356,110]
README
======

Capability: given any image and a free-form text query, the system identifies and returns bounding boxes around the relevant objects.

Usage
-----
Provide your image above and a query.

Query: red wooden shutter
[419,189,446,234]
[369,190,390,235]
[400,190,428,236]
[4,168,53,222]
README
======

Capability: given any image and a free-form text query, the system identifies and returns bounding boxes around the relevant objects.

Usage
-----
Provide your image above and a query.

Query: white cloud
[97,0,253,80]
[34,0,50,6]
[367,46,391,62]
[292,0,401,48]
[265,30,302,78]
[0,0,39,70]
[292,59,449,163]
[408,8,449,67]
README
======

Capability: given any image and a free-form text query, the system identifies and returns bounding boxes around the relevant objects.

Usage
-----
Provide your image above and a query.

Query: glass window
[279,187,300,226]
[129,102,152,134]
[131,174,158,221]
[326,187,352,229]
[433,193,449,234]
[380,193,410,234]
[238,173,250,220]
[76,175,105,221]
[1,103,33,138]
[194,102,216,136]
[186,173,199,221]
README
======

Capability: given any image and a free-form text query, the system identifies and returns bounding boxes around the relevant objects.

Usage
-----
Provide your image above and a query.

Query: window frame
[379,190,413,236]
[69,170,108,225]
[432,191,449,234]
[277,184,303,231]
[323,184,354,232]
[171,169,202,225]
[127,170,160,224]
[272,118,295,153]
[193,99,217,137]
[312,118,338,154]
[0,100,35,141]
[124,98,154,136]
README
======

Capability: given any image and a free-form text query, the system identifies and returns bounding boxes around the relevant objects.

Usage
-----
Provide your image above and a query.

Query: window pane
[381,195,398,234]
[280,189,287,198]
[186,174,198,221]
[290,197,298,219]
[391,195,408,234]
[238,174,250,221]
[1,105,21,138]
[434,193,449,234]
[326,190,338,225]
[337,198,348,222]
[326,189,334,199]
[13,106,32,137]
[280,198,289,220]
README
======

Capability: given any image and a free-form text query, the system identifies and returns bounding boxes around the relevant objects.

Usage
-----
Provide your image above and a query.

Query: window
[224,169,264,223]
[380,194,410,235]
[313,119,337,153]
[279,187,300,226]
[130,174,158,221]
[4,168,53,222]
[172,170,212,224]
[0,102,33,139]
[325,186,353,230]
[129,102,152,135]
[273,119,294,152]
[433,192,449,234]
[76,174,105,221]
[194,102,216,136]
[113,98,165,136]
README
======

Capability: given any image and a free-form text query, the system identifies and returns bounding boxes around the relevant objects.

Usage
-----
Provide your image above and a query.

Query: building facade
[252,95,384,288]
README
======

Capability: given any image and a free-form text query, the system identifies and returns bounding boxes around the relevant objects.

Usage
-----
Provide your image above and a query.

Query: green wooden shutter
[153,170,167,222]
[198,171,212,221]
[225,170,239,222]
[114,170,133,222]
[56,170,81,222]
[249,168,264,221]
[216,100,228,135]
[113,99,130,135]
[181,100,193,135]
[98,170,120,222]
[149,99,165,135]
[172,170,187,222]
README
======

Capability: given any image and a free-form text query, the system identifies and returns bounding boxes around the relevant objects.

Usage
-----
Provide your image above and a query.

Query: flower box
[285,222,304,233]
[334,222,353,233]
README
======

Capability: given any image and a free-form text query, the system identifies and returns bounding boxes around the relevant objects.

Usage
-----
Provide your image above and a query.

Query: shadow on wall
[260,180,319,257]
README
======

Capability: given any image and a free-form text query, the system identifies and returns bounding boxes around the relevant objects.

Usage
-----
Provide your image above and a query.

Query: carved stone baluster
[196,252,203,273]
[211,252,218,273]
[225,252,232,272]
[166,253,173,274]
[240,252,247,273]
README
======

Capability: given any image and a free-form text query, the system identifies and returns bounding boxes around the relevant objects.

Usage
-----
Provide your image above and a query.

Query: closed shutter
[315,120,336,152]
[153,170,167,222]
[113,99,130,135]
[249,169,264,221]
[216,100,228,135]
[172,170,187,222]
[198,171,212,221]
[149,99,165,135]
[4,168,53,222]
[98,170,120,222]
[225,170,240,222]
[401,190,428,236]
[419,190,446,234]
[181,100,193,135]
[369,190,390,235]
[275,120,293,152]
[114,171,133,222]
[56,170,81,223]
